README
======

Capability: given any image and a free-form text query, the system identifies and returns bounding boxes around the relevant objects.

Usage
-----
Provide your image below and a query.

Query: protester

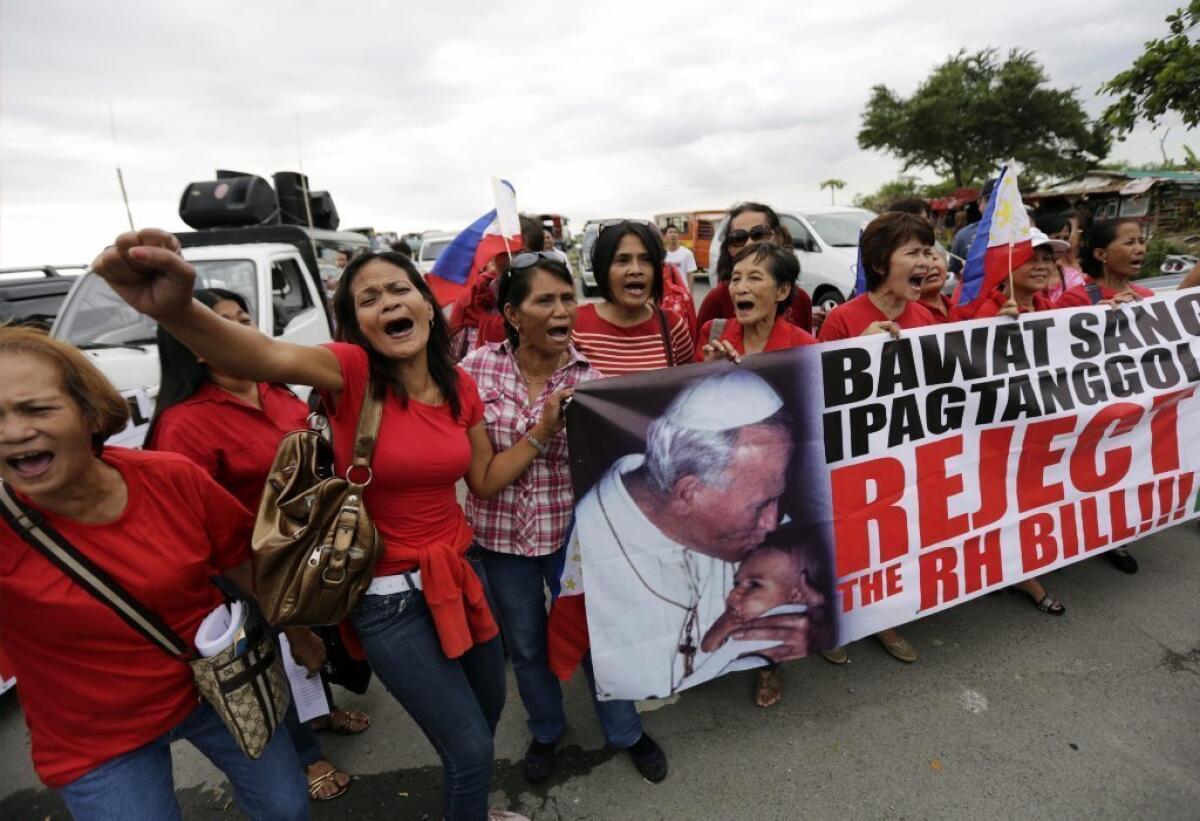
[697,203,814,332]
[459,253,667,784]
[0,326,309,820]
[90,230,542,821]
[917,249,954,322]
[663,225,698,286]
[885,198,932,221]
[390,240,413,259]
[542,228,572,269]
[1034,212,1086,300]
[146,287,367,802]
[817,211,940,664]
[966,229,1065,319]
[698,242,815,362]
[949,179,996,275]
[1054,217,1152,311]
[571,219,692,375]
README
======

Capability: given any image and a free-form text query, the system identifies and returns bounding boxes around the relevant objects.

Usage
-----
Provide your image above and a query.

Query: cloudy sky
[1,0,1193,267]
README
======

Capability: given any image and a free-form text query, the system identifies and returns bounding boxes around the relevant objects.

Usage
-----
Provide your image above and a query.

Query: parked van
[654,210,725,272]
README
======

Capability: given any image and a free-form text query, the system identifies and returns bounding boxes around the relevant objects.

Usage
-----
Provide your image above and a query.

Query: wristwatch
[526,433,549,455]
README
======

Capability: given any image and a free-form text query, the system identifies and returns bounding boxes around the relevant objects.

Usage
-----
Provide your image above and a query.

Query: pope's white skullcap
[662,370,783,432]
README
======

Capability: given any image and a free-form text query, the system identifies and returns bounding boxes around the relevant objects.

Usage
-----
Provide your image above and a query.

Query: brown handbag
[251,384,383,626]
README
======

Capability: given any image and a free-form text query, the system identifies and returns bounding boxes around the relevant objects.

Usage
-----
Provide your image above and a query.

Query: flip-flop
[307,766,350,801]
[754,667,782,708]
[316,708,371,735]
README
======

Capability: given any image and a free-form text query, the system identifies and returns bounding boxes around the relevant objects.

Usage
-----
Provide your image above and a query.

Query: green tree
[858,49,1110,187]
[819,178,847,205]
[1100,1,1200,138]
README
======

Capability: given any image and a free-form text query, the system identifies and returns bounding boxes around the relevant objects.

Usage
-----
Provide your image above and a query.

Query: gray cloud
[1,0,1193,266]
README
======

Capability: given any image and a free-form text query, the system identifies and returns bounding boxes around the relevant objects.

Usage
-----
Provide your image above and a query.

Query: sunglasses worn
[726,225,776,249]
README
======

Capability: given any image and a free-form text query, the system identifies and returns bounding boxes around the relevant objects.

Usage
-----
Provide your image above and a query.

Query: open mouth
[734,298,756,314]
[623,281,646,298]
[546,325,570,342]
[5,450,54,479]
[907,273,928,290]
[384,317,415,339]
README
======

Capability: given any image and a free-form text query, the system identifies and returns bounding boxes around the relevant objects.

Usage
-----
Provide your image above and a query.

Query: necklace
[515,350,567,387]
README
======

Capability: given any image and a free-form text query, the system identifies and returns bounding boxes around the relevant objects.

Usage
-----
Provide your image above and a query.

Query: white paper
[278,634,330,723]
[195,601,246,658]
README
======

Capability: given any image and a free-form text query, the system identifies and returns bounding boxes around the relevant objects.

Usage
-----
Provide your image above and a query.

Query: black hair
[389,240,413,258]
[520,215,546,253]
[332,252,462,419]
[146,288,250,447]
[860,212,936,292]
[716,202,793,282]
[1035,212,1072,238]
[590,220,665,304]
[1079,217,1142,278]
[886,198,931,218]
[498,256,574,347]
[730,242,799,315]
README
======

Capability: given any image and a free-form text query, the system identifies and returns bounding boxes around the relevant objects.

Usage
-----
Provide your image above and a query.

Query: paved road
[2,522,1196,820]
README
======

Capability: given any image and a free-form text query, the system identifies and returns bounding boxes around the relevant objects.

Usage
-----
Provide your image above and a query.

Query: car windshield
[56,259,258,347]
[581,229,598,268]
[805,210,876,247]
[0,293,70,330]
[422,240,451,261]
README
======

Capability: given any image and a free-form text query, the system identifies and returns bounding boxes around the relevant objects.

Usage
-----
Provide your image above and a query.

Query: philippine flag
[426,178,524,307]
[955,164,1033,310]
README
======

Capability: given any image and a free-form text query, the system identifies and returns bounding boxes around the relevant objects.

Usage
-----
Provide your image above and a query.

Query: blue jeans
[57,700,307,821]
[350,555,505,821]
[480,549,643,748]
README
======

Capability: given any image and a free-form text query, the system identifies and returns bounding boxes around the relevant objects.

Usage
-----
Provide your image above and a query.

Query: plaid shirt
[461,340,601,556]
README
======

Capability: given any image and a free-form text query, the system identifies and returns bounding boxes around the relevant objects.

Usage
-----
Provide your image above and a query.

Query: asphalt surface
[1,521,1197,820]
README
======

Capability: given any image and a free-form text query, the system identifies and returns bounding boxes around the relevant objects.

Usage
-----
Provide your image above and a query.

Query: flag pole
[1007,242,1015,303]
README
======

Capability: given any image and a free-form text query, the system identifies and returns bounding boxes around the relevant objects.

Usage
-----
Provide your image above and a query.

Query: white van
[52,225,351,446]
[709,206,875,312]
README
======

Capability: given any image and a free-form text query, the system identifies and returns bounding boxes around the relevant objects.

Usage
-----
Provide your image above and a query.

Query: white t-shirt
[665,246,697,278]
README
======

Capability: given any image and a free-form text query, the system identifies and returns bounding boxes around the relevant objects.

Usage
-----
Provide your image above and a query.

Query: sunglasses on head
[598,218,653,234]
[726,225,776,249]
[505,251,555,277]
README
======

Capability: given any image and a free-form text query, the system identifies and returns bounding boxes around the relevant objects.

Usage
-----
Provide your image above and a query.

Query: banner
[566,291,1200,700]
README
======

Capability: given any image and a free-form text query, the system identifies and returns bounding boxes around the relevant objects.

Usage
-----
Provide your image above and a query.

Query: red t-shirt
[148,382,309,512]
[920,294,957,324]
[318,342,495,658]
[571,303,693,377]
[694,317,817,361]
[696,281,814,333]
[817,293,936,342]
[0,448,252,787]
[1053,278,1155,309]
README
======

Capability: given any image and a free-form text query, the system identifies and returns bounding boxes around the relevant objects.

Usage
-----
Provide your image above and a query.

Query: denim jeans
[480,549,643,749]
[57,700,307,821]
[350,555,505,821]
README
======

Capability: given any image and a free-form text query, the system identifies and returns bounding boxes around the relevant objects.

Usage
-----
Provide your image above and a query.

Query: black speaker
[178,174,277,229]
[308,190,339,230]
[273,171,310,226]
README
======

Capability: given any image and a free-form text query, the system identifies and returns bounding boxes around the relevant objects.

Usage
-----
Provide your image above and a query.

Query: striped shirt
[571,303,694,377]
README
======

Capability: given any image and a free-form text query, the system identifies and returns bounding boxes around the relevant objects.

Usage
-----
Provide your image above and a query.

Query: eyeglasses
[725,225,775,249]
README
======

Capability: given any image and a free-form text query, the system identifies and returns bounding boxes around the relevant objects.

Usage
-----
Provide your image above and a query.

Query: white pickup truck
[51,225,368,447]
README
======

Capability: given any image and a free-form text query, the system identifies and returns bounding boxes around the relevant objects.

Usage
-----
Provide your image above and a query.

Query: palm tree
[819,178,847,205]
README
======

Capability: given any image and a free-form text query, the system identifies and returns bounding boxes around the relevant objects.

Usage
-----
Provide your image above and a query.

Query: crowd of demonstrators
[1,194,1194,821]
[145,287,369,802]
[698,203,814,333]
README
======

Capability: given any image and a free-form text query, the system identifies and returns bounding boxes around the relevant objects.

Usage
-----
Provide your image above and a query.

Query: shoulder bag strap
[1084,282,1104,305]
[654,305,676,367]
[349,381,384,473]
[0,482,191,660]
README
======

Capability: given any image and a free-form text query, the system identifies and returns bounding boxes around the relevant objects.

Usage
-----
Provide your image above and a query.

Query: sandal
[820,646,849,664]
[314,707,370,735]
[754,667,782,708]
[878,635,918,663]
[1035,593,1065,616]
[306,763,350,801]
